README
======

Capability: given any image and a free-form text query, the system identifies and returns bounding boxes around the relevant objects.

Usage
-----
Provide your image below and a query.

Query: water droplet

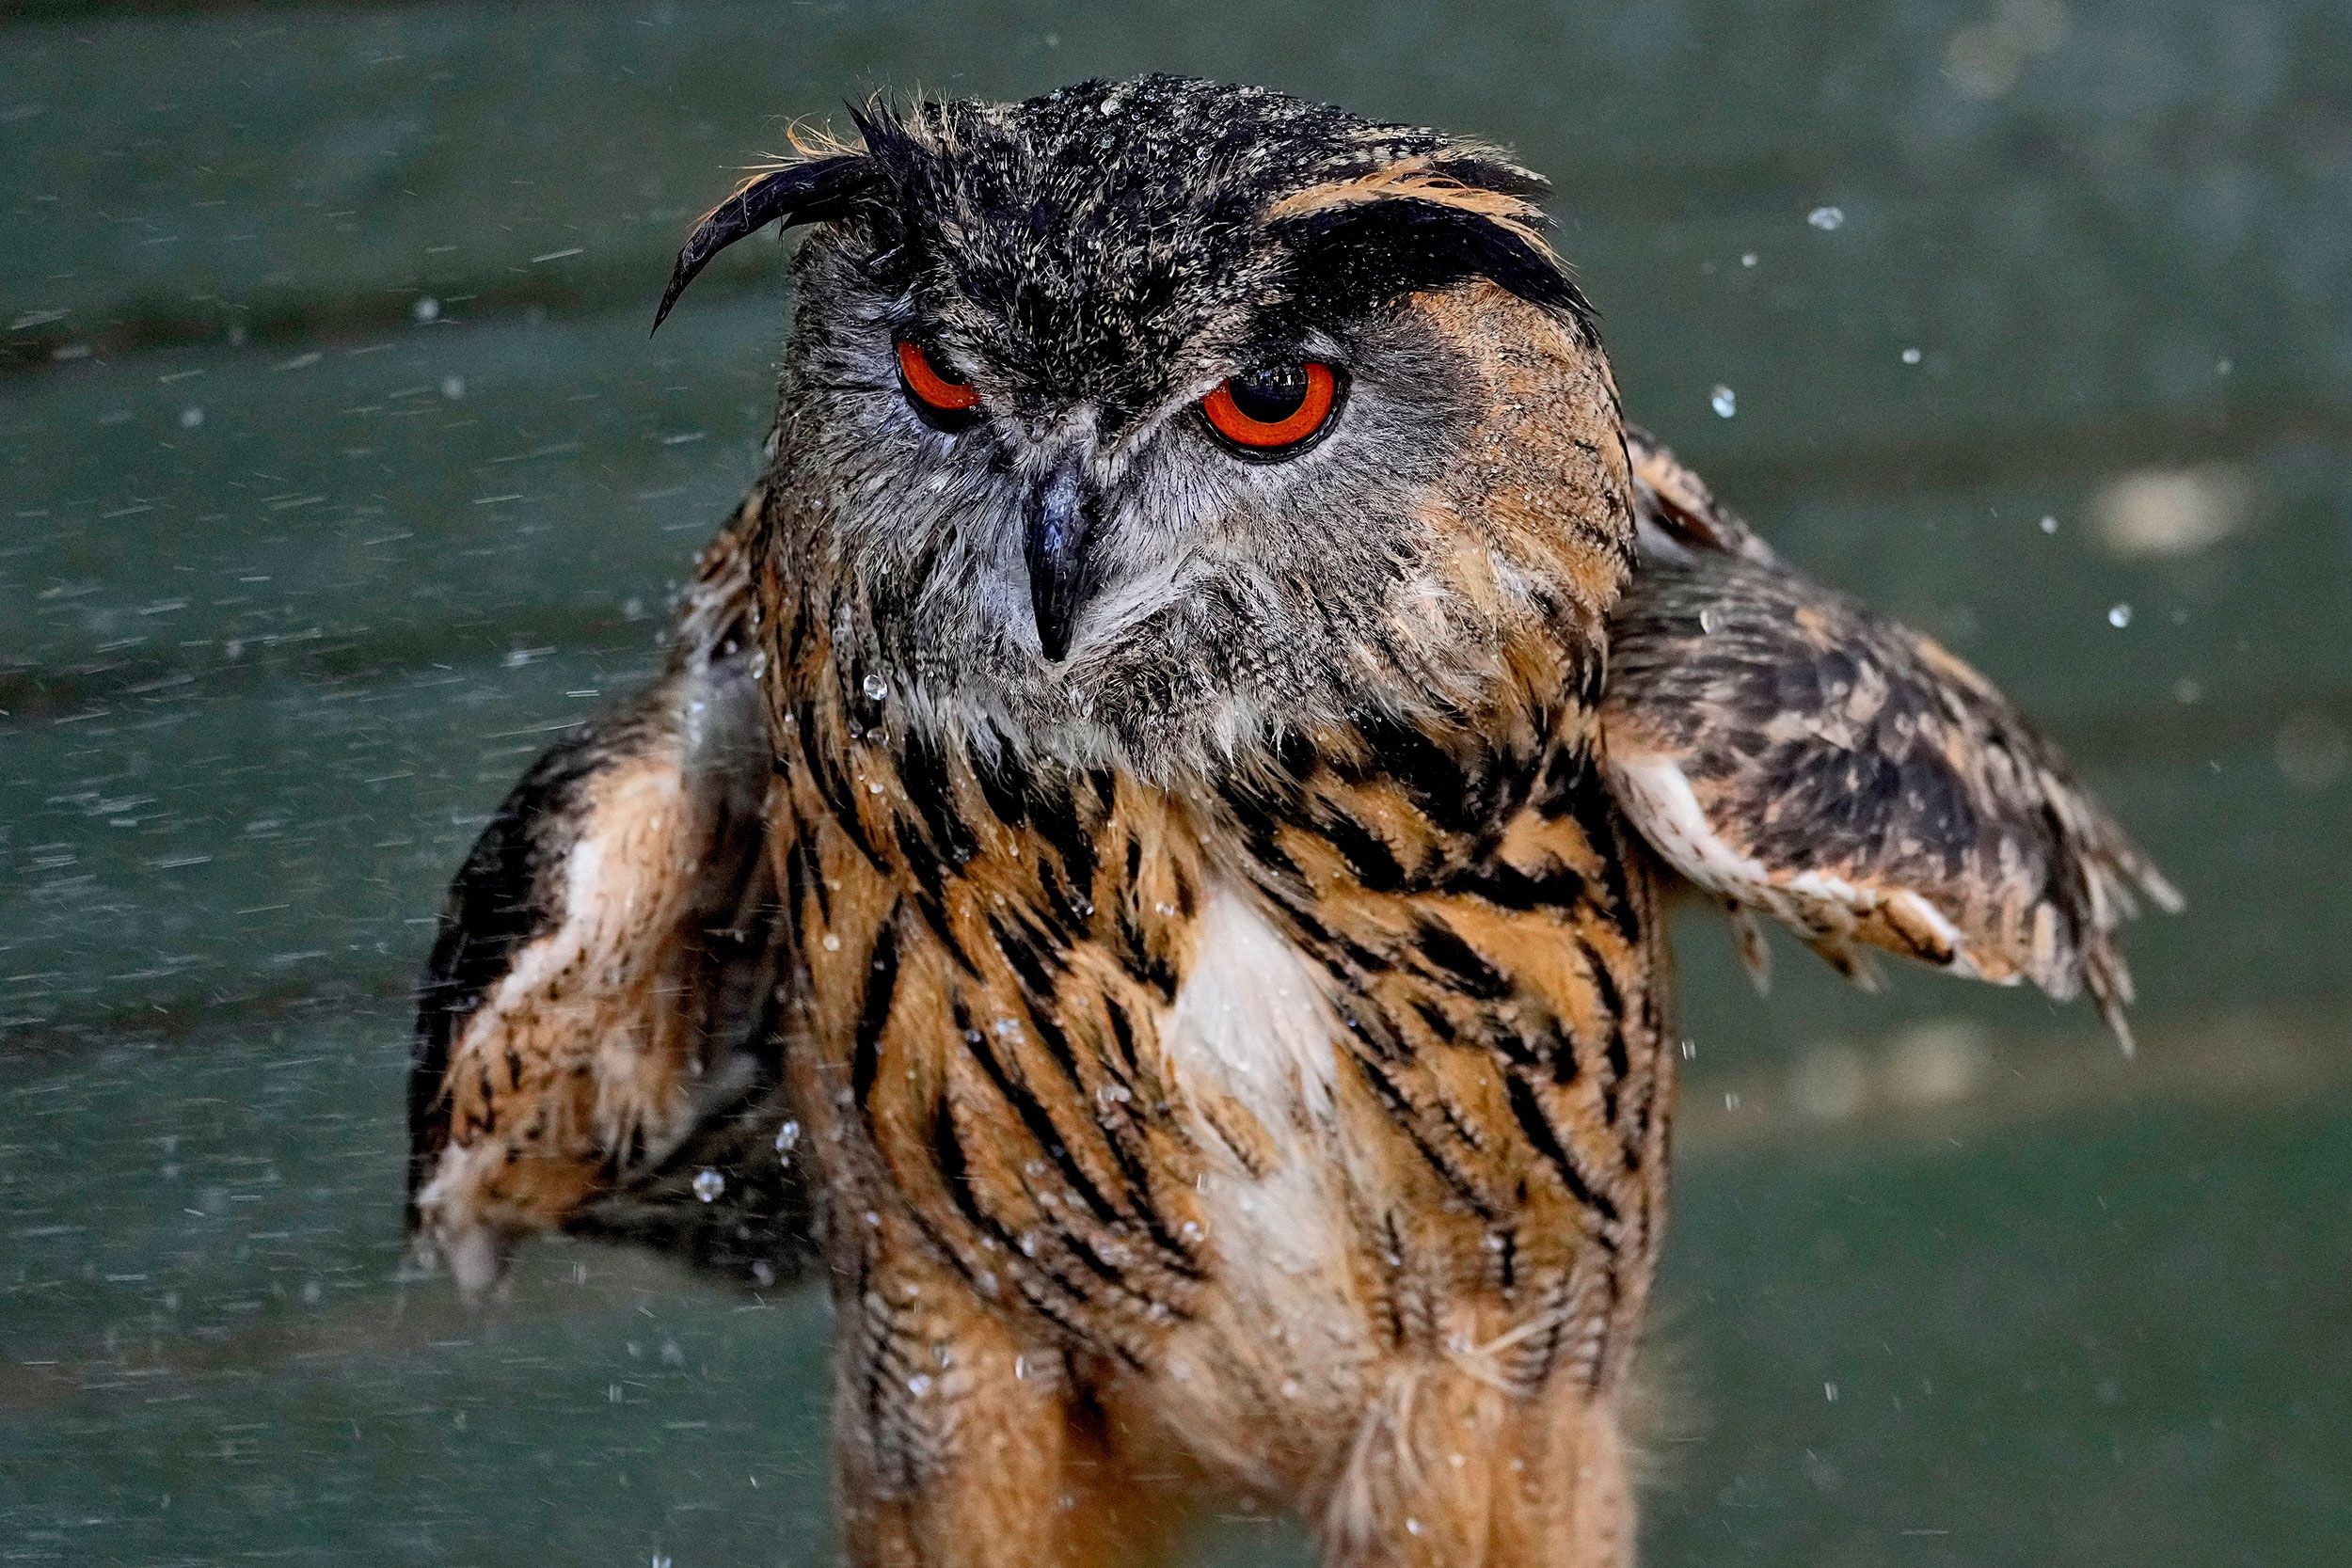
[2040,515,2059,534]
[906,1373,934,1397]
[1698,607,1722,635]
[1709,386,1737,418]
[692,1168,725,1203]
[862,673,890,702]
[413,296,440,323]
[178,405,203,429]
[1740,251,1758,268]
[1807,204,1845,231]
[821,933,842,952]
[1824,1381,1840,1402]
[439,374,466,400]
[2106,603,2133,628]
[1900,347,1922,365]
[1100,96,1123,116]
[773,1120,801,1156]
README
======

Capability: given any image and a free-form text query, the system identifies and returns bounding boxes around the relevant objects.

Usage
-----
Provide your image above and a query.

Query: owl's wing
[407,497,812,1293]
[1601,430,2182,1048]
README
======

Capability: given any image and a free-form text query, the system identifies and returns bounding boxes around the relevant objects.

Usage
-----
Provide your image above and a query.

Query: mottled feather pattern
[1606,432,2181,1047]
[741,273,1666,1522]
[405,75,2175,1568]
[670,203,1660,1552]
[408,497,810,1287]
[747,629,1664,1551]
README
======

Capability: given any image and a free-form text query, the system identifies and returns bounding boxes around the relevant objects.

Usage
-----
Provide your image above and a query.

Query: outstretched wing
[408,496,811,1291]
[1601,430,2181,1047]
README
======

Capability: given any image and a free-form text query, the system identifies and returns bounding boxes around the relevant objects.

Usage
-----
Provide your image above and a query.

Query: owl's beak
[1023,461,1095,662]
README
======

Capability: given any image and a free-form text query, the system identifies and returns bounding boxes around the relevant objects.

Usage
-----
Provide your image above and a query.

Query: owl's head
[660,76,1632,780]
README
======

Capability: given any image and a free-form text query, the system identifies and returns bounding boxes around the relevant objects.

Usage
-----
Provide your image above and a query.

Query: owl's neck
[758,498,1615,936]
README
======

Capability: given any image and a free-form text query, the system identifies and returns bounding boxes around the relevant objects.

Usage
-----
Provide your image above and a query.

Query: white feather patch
[1152,882,1373,1461]
[1162,882,1340,1139]
[1607,749,1981,977]
[1158,884,1357,1311]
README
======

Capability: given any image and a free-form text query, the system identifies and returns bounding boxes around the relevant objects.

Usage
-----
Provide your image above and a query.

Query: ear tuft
[650,152,881,333]
[1264,150,1595,341]
[1267,155,1550,249]
[1271,194,1598,344]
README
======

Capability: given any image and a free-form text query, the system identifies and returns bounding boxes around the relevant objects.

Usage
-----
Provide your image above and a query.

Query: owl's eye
[896,340,981,430]
[1200,361,1343,457]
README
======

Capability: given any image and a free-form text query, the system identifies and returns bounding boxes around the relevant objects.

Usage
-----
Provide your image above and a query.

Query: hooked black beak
[1023,462,1094,662]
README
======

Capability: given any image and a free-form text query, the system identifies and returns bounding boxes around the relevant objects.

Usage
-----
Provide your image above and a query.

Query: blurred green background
[4,2,2348,1563]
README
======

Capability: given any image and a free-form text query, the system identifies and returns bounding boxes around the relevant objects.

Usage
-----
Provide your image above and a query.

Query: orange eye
[1200,361,1342,456]
[896,340,981,424]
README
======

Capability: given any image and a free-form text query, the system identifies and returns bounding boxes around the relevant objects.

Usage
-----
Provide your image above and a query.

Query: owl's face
[665,77,1632,779]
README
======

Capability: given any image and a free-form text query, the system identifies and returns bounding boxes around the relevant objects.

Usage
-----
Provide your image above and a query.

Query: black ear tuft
[651,153,881,333]
[1272,198,1598,344]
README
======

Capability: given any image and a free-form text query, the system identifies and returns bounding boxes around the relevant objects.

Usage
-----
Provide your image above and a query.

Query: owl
[406,77,2177,1568]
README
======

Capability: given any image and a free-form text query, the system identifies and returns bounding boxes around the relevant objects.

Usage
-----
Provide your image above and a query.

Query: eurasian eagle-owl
[405,75,2176,1568]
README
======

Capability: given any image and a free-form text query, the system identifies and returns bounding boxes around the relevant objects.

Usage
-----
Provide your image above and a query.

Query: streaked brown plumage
[405,77,2174,1568]
[1606,430,2181,1047]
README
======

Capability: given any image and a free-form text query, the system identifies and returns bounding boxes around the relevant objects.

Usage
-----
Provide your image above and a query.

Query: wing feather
[407,498,809,1291]
[1603,432,2180,1048]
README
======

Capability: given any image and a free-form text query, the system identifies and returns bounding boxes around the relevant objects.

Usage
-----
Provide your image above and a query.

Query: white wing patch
[1604,747,1993,987]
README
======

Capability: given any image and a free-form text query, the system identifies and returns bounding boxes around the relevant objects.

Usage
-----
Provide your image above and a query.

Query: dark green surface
[4,2,2348,1563]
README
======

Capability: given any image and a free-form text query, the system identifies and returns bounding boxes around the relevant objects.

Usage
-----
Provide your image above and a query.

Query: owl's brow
[1264,158,1549,247]
[1265,193,1597,344]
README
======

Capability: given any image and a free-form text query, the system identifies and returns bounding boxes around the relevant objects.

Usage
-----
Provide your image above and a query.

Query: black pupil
[1228,364,1311,424]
